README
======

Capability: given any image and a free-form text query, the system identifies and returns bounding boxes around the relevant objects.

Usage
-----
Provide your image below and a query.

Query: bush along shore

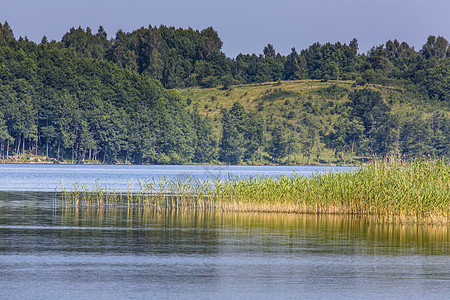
[58,158,449,224]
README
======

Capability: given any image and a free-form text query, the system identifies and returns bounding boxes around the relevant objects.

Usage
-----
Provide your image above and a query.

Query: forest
[0,21,448,164]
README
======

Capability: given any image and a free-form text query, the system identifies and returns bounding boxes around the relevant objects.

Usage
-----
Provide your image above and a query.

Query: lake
[0,163,355,192]
[0,164,449,299]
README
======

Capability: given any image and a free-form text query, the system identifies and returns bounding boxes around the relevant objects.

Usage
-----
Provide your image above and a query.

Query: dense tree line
[53,24,450,101]
[0,21,448,164]
[0,22,200,163]
[217,89,449,165]
[59,24,228,89]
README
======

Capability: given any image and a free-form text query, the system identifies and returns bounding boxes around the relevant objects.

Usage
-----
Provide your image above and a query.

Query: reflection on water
[53,206,450,257]
[0,192,449,299]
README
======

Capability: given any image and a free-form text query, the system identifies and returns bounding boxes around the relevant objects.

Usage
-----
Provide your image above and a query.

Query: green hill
[178,79,449,165]
[0,21,448,165]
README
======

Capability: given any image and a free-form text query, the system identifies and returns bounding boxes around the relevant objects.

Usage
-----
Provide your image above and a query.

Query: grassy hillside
[178,79,449,165]
[180,79,447,118]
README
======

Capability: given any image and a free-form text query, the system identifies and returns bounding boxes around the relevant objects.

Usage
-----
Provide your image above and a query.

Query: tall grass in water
[217,158,449,221]
[58,158,449,223]
[59,178,218,210]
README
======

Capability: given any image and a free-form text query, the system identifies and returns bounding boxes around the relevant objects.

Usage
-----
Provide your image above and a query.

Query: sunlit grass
[58,158,449,224]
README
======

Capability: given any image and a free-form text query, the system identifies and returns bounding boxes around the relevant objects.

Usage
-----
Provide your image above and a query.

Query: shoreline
[0,152,364,167]
[0,157,360,168]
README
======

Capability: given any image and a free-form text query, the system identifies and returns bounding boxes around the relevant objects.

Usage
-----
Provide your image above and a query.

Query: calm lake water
[0,164,449,299]
[0,163,355,192]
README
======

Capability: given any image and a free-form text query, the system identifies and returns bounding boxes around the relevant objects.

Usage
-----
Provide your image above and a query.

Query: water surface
[0,163,354,192]
[0,191,449,299]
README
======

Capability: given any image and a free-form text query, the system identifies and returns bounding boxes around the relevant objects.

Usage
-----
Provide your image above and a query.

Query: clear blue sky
[2,0,449,57]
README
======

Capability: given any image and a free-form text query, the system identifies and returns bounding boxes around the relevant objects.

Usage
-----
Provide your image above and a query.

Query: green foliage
[421,36,449,59]
[316,84,348,99]
[260,88,300,101]
[0,21,448,164]
[326,116,365,164]
[269,121,289,163]
[430,112,450,157]
[220,112,242,164]
[422,59,450,101]
[399,112,433,157]
[0,29,199,164]
[21,22,447,107]
[348,88,390,134]
[219,102,267,164]
[61,26,110,60]
[191,108,218,163]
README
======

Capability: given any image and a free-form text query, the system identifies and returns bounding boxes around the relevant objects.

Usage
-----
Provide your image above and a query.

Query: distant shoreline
[0,152,361,167]
[0,159,357,168]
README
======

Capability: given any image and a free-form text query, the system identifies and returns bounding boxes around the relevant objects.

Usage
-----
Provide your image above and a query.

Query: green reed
[58,157,449,223]
[218,157,449,221]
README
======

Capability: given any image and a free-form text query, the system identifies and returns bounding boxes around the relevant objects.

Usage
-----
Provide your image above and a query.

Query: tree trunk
[350,140,355,164]
[316,133,320,165]
[16,136,20,155]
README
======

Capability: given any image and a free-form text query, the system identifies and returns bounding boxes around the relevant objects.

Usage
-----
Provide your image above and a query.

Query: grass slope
[179,79,447,121]
[178,80,449,165]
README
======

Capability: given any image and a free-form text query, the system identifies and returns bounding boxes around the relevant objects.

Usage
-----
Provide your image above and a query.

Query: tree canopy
[0,21,448,164]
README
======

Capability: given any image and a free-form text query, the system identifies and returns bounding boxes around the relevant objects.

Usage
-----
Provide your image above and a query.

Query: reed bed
[58,158,449,224]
